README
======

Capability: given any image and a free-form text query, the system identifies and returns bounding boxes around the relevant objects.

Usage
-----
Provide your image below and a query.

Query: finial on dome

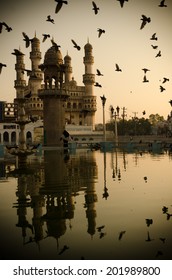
[34,31,37,37]
[87,37,89,43]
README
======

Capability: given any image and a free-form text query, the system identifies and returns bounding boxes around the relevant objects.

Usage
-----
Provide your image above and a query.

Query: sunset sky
[0,0,172,124]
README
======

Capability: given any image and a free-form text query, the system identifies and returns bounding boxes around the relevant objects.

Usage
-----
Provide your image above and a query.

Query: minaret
[14,49,26,98]
[83,40,97,129]
[64,52,72,84]
[28,34,43,118]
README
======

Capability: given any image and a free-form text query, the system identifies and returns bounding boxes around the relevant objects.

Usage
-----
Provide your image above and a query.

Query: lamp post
[111,105,120,147]
[100,95,106,143]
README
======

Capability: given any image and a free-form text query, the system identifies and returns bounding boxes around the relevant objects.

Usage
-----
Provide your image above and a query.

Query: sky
[0,0,172,124]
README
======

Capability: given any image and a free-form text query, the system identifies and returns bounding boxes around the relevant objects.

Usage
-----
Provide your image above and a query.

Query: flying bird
[142,68,150,74]
[97,225,105,232]
[160,85,165,92]
[144,176,148,182]
[145,218,153,227]
[42,34,50,42]
[158,0,167,7]
[140,15,151,30]
[71,39,81,50]
[22,32,32,48]
[94,82,102,87]
[145,231,154,242]
[92,1,99,14]
[51,39,61,51]
[169,100,172,107]
[150,33,158,40]
[151,45,158,49]
[155,50,161,57]
[118,231,126,241]
[55,0,68,14]
[0,63,7,74]
[162,206,168,213]
[142,110,146,115]
[162,77,169,83]
[96,69,103,76]
[46,15,55,24]
[2,22,12,32]
[97,28,105,38]
[117,0,128,8]
[143,75,149,83]
[115,64,122,72]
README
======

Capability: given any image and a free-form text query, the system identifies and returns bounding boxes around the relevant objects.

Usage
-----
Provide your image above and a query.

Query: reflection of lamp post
[111,106,120,147]
[100,95,106,142]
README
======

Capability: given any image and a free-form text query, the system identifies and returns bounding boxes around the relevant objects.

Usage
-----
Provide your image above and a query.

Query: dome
[69,77,77,86]
[44,46,63,66]
[64,53,71,62]
[84,42,93,51]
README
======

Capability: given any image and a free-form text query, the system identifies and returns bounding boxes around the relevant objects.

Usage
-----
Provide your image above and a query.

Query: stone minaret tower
[64,52,72,84]
[83,41,96,129]
[28,34,43,118]
[14,50,26,99]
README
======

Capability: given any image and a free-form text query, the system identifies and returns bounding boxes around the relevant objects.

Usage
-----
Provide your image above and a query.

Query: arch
[11,131,16,144]
[3,131,9,143]
[26,131,32,144]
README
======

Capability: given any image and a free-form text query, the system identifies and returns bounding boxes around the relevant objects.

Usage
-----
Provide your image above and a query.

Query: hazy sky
[0,0,172,123]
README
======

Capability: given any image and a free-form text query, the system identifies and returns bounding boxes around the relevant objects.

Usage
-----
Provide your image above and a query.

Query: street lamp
[111,105,120,147]
[100,95,106,142]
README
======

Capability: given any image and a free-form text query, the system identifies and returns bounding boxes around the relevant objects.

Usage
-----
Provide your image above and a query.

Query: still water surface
[0,148,172,260]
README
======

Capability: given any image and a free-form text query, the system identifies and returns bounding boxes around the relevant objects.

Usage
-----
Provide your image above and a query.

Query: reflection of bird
[117,0,128,8]
[46,15,55,24]
[115,64,122,72]
[58,245,69,255]
[92,1,99,14]
[156,251,163,258]
[145,231,154,242]
[94,82,102,87]
[118,231,126,240]
[55,0,68,14]
[0,63,7,74]
[71,39,81,50]
[155,50,161,58]
[97,225,105,232]
[158,0,167,7]
[22,32,32,48]
[99,232,106,239]
[97,28,105,38]
[145,218,153,227]
[142,68,150,74]
[140,15,151,30]
[96,69,103,76]
[160,85,165,92]
[159,237,166,243]
[143,75,149,83]
[151,45,158,49]
[42,34,50,42]
[162,77,169,83]
[150,33,158,40]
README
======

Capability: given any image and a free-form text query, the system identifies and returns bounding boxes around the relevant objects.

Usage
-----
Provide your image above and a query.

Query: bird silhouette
[97,28,105,38]
[115,64,122,72]
[162,77,169,83]
[118,231,126,241]
[169,100,172,107]
[140,15,151,30]
[22,32,32,48]
[145,218,153,227]
[11,49,24,56]
[46,15,55,24]
[151,45,158,49]
[144,176,148,182]
[160,85,165,92]
[0,63,7,74]
[142,110,146,115]
[42,34,50,42]
[58,245,69,255]
[92,1,99,14]
[150,33,158,40]
[143,75,149,83]
[145,231,154,242]
[51,39,61,51]
[55,0,68,14]
[97,225,105,232]
[162,206,168,213]
[71,39,81,50]
[99,232,106,239]
[94,82,102,87]
[117,0,128,8]
[2,22,12,32]
[158,0,167,7]
[142,68,150,74]
[96,69,103,76]
[155,50,161,57]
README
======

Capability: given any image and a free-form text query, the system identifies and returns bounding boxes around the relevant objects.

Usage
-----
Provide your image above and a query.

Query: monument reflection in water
[1,148,172,260]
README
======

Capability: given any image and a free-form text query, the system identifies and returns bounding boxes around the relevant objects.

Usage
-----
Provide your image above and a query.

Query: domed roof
[69,77,77,86]
[44,46,63,66]
[64,53,71,62]
[84,41,93,51]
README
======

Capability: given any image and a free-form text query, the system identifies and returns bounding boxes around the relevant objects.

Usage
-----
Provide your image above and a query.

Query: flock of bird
[0,0,171,110]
